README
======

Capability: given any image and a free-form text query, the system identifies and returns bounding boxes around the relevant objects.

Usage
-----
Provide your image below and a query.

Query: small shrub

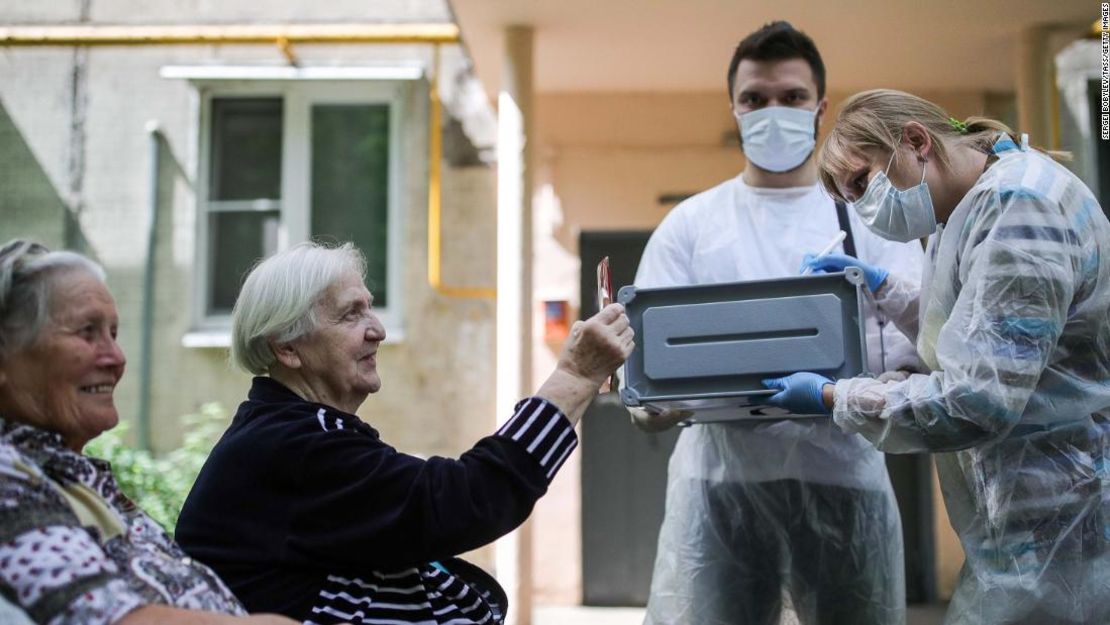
[86,403,226,534]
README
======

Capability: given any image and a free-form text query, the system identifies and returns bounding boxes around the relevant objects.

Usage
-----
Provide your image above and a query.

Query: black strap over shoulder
[834,200,857,257]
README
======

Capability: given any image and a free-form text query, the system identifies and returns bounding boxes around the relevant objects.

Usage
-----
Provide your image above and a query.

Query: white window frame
[186,79,408,346]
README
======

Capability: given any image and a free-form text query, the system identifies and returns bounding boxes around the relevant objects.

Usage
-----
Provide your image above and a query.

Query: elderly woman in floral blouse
[0,239,297,625]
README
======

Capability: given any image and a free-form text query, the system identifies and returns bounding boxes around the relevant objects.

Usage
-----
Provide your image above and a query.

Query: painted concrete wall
[527,89,1003,604]
[0,3,499,575]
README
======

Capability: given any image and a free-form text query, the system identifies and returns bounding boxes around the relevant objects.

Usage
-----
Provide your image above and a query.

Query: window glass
[208,210,279,314]
[209,98,283,201]
[310,104,391,305]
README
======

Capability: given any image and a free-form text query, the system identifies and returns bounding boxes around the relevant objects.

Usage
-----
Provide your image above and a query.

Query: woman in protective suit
[765,88,1110,625]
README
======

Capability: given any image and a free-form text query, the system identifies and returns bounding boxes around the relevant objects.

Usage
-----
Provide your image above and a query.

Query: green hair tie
[947,117,969,134]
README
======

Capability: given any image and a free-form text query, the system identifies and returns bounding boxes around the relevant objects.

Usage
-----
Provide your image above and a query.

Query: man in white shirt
[634,22,923,625]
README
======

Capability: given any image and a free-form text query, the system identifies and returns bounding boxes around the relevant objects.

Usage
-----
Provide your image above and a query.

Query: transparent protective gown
[635,175,924,625]
[834,136,1110,625]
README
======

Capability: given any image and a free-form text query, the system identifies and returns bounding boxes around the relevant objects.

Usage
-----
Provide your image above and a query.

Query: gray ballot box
[618,268,869,421]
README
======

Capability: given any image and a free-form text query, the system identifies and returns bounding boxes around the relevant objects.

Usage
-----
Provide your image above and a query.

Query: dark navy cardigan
[175,377,577,624]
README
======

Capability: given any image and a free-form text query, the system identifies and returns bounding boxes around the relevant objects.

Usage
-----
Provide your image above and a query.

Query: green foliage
[85,403,226,535]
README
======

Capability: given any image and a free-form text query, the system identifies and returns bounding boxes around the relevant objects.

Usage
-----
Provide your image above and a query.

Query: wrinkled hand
[762,372,834,415]
[628,406,692,432]
[799,253,889,293]
[559,303,634,386]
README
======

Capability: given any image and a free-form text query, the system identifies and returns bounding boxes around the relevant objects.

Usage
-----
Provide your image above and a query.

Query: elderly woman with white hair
[0,239,299,625]
[175,241,634,625]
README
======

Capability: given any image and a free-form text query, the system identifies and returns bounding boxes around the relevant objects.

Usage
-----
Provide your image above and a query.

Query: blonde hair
[818,89,1065,203]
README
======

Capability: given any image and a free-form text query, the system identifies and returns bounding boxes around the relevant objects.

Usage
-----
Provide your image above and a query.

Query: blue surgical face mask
[735,106,817,173]
[853,151,938,243]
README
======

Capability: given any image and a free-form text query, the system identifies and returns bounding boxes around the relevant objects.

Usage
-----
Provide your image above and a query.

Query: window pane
[208,210,279,315]
[311,104,390,306]
[210,98,283,201]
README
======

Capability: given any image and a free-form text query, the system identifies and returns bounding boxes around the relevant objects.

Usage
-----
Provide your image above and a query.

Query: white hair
[0,239,107,361]
[231,241,367,375]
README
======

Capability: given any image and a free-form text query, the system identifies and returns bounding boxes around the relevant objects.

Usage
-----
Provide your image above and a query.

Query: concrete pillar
[496,24,535,625]
[1016,25,1052,146]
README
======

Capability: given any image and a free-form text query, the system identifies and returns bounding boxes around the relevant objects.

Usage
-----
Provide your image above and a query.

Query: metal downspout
[427,43,496,299]
[138,122,161,450]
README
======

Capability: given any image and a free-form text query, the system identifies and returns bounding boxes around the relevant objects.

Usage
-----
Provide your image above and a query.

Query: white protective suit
[638,175,924,625]
[834,136,1110,625]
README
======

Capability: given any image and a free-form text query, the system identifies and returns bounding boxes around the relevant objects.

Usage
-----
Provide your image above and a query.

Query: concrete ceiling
[449,0,1094,95]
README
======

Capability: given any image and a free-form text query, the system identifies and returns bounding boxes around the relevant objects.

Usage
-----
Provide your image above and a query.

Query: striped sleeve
[305,566,502,625]
[494,397,578,481]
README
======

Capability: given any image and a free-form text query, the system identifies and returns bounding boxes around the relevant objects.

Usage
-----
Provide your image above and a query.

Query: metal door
[579,230,676,606]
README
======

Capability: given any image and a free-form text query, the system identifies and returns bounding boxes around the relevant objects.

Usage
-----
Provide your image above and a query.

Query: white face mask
[735,106,817,173]
[853,151,938,243]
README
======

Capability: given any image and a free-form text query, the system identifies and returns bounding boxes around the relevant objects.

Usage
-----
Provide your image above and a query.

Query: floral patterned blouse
[0,418,246,625]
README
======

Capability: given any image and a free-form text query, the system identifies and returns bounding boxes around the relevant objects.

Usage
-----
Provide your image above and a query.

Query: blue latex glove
[762,372,834,415]
[799,253,890,293]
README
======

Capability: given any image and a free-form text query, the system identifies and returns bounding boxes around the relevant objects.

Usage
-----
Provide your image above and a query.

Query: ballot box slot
[666,327,818,346]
